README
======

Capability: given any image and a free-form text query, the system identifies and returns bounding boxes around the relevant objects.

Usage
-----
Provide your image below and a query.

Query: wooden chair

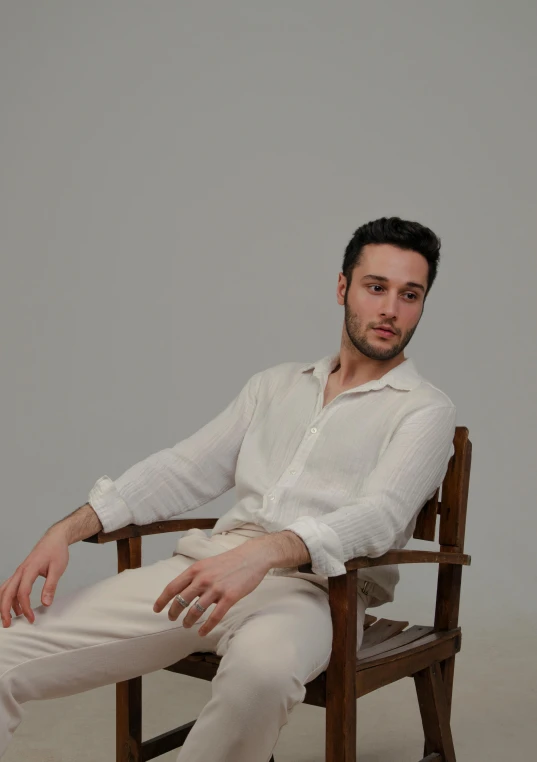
[84,425,472,762]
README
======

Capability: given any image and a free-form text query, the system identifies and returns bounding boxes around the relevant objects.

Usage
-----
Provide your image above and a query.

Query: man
[0,216,456,761]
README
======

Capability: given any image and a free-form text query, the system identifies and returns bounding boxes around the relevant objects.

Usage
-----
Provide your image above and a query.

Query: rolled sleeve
[88,475,134,534]
[283,517,347,576]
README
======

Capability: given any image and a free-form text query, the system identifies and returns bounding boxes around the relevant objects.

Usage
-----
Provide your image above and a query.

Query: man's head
[337,216,441,362]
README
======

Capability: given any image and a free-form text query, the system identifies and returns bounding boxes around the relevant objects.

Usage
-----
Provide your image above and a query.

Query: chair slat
[361,618,409,648]
[358,628,460,670]
[358,625,434,662]
[414,490,439,541]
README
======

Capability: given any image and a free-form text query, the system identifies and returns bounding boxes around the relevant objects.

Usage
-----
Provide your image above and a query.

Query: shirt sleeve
[87,370,263,534]
[282,403,457,576]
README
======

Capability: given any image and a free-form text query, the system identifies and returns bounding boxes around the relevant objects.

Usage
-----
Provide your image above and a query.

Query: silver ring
[194,601,207,613]
[175,594,189,608]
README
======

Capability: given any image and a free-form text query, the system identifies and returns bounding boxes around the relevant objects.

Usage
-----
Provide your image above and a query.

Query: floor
[3,618,534,761]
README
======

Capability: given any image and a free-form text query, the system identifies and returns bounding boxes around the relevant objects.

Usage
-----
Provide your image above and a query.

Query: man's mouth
[373,326,396,337]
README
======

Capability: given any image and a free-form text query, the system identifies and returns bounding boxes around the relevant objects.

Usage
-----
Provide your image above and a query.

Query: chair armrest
[82,518,219,545]
[297,548,471,574]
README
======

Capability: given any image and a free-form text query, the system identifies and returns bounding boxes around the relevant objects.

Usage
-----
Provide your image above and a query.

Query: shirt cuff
[87,475,134,534]
[283,516,347,577]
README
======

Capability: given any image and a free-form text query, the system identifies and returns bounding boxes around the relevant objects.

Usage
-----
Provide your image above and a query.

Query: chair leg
[440,654,456,715]
[414,662,456,762]
[326,692,356,762]
[420,654,457,760]
[325,573,358,762]
[117,677,142,762]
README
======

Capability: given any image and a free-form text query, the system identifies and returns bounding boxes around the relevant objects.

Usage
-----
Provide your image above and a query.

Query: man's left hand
[153,539,272,637]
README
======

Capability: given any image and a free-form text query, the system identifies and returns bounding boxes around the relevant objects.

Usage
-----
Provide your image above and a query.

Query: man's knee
[216,638,315,711]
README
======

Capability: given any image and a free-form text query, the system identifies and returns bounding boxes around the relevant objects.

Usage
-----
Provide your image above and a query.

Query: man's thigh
[0,554,220,702]
[211,576,335,685]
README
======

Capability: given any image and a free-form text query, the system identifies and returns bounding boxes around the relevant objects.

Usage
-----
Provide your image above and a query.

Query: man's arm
[250,529,312,570]
[47,502,103,545]
[87,370,263,535]
[280,403,457,576]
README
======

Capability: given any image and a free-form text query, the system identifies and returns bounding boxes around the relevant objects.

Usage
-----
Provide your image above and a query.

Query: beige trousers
[0,524,371,762]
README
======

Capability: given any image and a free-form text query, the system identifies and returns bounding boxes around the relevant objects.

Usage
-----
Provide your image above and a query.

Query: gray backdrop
[1,0,535,707]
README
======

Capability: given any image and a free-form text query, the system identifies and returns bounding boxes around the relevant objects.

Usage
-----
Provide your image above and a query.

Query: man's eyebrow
[361,274,425,292]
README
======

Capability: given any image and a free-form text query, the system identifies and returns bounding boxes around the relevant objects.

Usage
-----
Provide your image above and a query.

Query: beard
[343,296,419,362]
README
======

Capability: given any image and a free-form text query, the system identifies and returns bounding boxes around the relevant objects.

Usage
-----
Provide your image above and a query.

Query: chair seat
[164,615,461,705]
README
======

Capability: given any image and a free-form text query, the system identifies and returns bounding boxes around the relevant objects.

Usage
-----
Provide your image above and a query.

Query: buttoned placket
[265,374,342,507]
[264,370,378,510]
[265,368,379,596]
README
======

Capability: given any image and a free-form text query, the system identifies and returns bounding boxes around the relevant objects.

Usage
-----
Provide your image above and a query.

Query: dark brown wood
[325,570,358,762]
[116,676,142,762]
[361,618,409,648]
[141,720,195,761]
[358,629,461,672]
[439,428,471,550]
[414,488,440,541]
[165,657,220,682]
[117,537,142,573]
[434,428,471,632]
[357,632,460,698]
[116,537,143,762]
[82,518,219,544]
[415,662,457,762]
[298,548,470,575]
[346,548,471,571]
[358,625,435,661]
[440,653,456,716]
[86,425,471,762]
[429,427,471,759]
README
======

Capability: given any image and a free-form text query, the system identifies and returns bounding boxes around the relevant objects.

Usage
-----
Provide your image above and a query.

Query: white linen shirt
[88,352,456,605]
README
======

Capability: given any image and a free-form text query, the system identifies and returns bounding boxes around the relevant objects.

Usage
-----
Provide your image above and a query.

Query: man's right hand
[0,527,70,628]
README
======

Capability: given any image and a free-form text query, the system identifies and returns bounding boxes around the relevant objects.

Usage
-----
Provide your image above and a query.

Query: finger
[1,572,22,627]
[167,581,204,622]
[11,597,23,617]
[42,566,60,606]
[16,572,36,624]
[0,582,6,620]
[198,596,234,637]
[153,568,195,613]
[182,591,218,629]
[166,593,191,621]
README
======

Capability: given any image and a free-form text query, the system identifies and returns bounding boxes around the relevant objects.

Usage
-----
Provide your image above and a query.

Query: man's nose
[379,297,398,317]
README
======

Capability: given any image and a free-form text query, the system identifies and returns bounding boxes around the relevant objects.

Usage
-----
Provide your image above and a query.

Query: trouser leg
[0,554,219,758]
[177,576,369,762]
[1,529,371,762]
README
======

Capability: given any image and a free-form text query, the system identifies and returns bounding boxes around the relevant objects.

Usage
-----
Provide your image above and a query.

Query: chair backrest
[413,426,472,631]
[413,425,472,552]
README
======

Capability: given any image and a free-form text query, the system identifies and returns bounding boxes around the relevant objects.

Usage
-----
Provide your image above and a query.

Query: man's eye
[369,285,417,300]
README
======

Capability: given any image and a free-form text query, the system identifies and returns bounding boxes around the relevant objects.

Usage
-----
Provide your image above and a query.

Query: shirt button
[310,427,317,433]
[289,469,296,474]
[269,494,275,500]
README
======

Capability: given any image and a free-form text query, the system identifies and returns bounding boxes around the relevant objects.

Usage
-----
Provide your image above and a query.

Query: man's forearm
[47,502,103,545]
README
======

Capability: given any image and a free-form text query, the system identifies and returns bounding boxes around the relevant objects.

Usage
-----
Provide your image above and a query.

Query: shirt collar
[300,351,422,392]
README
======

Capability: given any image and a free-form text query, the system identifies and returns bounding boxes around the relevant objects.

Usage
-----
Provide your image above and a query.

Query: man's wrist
[256,530,311,571]
[47,503,103,546]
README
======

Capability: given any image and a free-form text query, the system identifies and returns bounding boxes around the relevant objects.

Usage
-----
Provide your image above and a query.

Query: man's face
[338,243,428,362]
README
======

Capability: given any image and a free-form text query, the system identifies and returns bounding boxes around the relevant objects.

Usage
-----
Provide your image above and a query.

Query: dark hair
[341,216,441,299]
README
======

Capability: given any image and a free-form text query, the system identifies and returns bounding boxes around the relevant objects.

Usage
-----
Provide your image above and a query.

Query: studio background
[1,2,535,760]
